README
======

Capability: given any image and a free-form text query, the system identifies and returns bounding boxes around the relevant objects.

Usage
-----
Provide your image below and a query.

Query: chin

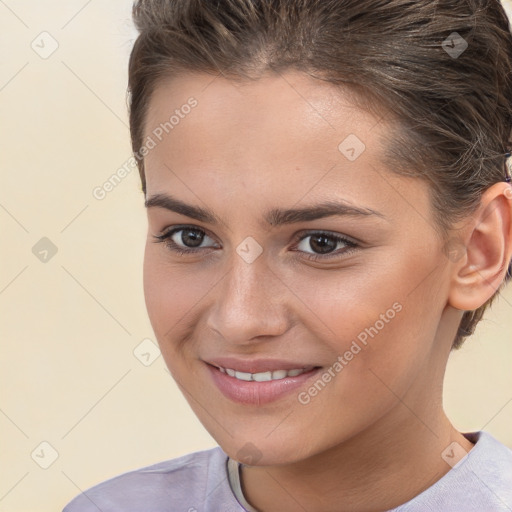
[211,430,315,467]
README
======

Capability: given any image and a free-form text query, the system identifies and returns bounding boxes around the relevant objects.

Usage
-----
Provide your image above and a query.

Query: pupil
[182,229,203,247]
[310,234,335,254]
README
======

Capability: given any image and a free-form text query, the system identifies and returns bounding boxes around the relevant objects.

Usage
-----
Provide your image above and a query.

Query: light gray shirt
[63,431,512,511]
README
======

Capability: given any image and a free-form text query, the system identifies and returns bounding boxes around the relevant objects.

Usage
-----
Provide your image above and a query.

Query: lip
[204,360,323,405]
[205,357,318,374]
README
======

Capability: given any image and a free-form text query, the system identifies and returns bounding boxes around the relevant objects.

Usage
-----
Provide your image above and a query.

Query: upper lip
[204,357,320,374]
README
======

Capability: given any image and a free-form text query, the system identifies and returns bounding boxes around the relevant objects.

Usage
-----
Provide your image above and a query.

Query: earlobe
[448,182,512,311]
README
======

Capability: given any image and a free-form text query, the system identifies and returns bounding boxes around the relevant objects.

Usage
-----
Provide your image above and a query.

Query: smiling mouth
[212,364,319,382]
[205,361,324,405]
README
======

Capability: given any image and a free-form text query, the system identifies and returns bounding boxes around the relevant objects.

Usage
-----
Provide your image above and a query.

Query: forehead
[142,70,430,226]
[144,70,381,153]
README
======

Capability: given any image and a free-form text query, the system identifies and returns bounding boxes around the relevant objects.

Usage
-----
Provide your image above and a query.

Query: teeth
[235,371,253,381]
[271,369,287,380]
[218,366,308,381]
[253,371,272,382]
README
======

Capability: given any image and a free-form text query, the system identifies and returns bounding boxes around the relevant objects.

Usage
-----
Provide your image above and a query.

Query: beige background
[0,2,511,511]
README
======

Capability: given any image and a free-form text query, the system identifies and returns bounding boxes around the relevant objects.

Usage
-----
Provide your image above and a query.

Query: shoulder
[62,446,238,512]
[394,431,512,512]
[458,430,512,494]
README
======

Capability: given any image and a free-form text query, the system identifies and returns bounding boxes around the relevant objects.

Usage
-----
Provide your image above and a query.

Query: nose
[206,250,289,344]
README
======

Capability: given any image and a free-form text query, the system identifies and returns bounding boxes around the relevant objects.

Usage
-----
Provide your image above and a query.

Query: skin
[141,70,512,512]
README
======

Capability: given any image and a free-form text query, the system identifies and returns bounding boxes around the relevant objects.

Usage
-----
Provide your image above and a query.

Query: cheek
[285,253,444,386]
[143,245,196,341]
[281,273,437,448]
[142,244,221,354]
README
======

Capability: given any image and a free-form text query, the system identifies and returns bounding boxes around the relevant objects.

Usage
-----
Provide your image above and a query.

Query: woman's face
[142,70,458,465]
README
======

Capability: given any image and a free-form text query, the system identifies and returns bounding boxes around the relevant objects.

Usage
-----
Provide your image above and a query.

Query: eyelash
[152,225,359,262]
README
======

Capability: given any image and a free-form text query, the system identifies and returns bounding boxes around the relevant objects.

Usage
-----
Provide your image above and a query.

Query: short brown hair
[128,0,512,349]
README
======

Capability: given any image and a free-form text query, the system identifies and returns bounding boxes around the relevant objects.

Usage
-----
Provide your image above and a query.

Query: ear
[448,182,512,311]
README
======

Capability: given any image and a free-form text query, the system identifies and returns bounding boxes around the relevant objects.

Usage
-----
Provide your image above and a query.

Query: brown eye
[294,231,358,261]
[153,226,219,255]
[307,234,338,254]
[176,228,205,248]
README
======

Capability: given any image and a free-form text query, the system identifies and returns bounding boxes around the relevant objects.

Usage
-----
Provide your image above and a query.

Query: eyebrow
[144,193,386,227]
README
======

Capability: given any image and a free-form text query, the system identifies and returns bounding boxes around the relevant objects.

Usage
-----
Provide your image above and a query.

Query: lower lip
[205,363,323,405]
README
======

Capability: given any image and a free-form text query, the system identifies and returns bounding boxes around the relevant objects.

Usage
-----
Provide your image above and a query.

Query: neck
[240,406,473,512]
[238,308,474,512]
